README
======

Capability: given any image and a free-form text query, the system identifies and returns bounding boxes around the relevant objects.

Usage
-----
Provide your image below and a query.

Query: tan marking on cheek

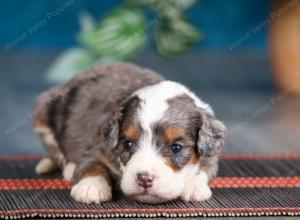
[123,124,140,142]
[164,126,185,145]
[191,150,200,165]
[165,159,181,172]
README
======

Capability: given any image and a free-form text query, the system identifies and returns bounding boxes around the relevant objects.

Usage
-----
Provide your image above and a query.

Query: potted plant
[46,0,202,83]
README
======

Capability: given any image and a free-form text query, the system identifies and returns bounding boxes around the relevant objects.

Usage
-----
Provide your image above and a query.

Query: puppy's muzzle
[136,171,155,189]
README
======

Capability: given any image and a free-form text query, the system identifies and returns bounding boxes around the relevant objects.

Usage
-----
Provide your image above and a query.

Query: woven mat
[0,154,300,219]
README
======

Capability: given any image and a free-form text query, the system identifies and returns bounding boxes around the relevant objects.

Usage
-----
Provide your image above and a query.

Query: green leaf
[155,16,202,59]
[168,0,198,10]
[78,6,147,60]
[127,0,198,12]
[79,11,96,32]
[127,0,158,7]
[45,48,96,83]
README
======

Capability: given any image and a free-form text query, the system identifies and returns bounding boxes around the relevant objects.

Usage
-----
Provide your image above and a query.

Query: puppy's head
[103,81,227,203]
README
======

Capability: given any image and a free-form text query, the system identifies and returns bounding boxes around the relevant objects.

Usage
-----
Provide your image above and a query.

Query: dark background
[1,0,270,49]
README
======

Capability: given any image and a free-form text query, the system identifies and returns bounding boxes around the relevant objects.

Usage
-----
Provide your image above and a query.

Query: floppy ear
[197,111,227,157]
[102,113,120,150]
[101,95,140,149]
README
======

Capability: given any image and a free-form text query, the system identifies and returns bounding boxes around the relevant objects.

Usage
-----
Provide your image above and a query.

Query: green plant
[46,0,201,83]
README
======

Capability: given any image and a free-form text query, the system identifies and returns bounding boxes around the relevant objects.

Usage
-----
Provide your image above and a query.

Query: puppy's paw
[71,176,112,203]
[63,162,76,180]
[181,182,212,202]
[35,158,57,175]
[181,172,212,202]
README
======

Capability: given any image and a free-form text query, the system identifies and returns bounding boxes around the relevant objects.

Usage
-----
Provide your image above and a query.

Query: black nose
[136,171,154,188]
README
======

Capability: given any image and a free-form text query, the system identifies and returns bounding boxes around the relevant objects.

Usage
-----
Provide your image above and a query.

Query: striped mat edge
[0,154,299,218]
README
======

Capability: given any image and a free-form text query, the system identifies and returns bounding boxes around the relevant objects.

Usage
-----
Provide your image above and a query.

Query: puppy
[33,63,227,204]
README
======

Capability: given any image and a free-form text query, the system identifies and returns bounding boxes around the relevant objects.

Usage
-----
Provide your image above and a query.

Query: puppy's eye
[123,140,134,151]
[171,143,183,154]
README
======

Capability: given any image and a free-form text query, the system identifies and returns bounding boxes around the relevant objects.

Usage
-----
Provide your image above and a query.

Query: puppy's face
[104,82,226,203]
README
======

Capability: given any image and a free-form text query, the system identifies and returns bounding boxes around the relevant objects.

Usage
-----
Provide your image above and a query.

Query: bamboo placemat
[0,154,299,218]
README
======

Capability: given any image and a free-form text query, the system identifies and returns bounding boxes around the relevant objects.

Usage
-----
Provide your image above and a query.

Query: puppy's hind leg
[33,87,66,175]
[35,157,58,175]
[33,123,65,174]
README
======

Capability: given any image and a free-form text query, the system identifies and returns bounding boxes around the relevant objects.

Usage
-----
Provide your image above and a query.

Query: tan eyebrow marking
[123,124,141,142]
[163,126,185,145]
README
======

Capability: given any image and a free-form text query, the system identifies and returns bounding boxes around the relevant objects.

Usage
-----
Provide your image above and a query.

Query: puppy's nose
[136,171,154,188]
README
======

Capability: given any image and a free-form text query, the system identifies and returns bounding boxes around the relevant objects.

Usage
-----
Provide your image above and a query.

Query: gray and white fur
[33,63,227,204]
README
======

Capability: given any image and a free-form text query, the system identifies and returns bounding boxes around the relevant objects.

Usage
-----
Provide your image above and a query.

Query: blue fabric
[0,0,271,50]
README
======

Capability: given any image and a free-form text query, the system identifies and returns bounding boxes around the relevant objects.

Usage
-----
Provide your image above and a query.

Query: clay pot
[270,0,300,95]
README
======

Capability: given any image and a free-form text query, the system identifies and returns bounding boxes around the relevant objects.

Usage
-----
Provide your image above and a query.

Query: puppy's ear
[197,111,227,157]
[102,95,140,149]
[102,113,120,149]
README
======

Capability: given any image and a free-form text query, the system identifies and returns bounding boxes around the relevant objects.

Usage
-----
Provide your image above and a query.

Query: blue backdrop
[1,0,271,50]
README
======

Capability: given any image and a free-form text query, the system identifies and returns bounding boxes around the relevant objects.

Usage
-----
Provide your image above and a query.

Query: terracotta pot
[270,0,300,95]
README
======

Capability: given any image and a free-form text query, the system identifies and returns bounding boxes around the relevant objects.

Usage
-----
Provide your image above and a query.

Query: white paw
[63,162,76,180]
[181,172,212,202]
[71,176,112,204]
[35,158,57,175]
[181,182,212,201]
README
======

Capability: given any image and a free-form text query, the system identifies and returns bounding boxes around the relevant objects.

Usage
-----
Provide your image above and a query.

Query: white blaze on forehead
[135,81,181,130]
[131,80,213,154]
[133,81,214,130]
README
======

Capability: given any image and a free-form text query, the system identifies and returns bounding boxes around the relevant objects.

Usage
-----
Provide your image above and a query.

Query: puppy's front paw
[71,176,112,203]
[181,172,212,202]
[181,182,212,201]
